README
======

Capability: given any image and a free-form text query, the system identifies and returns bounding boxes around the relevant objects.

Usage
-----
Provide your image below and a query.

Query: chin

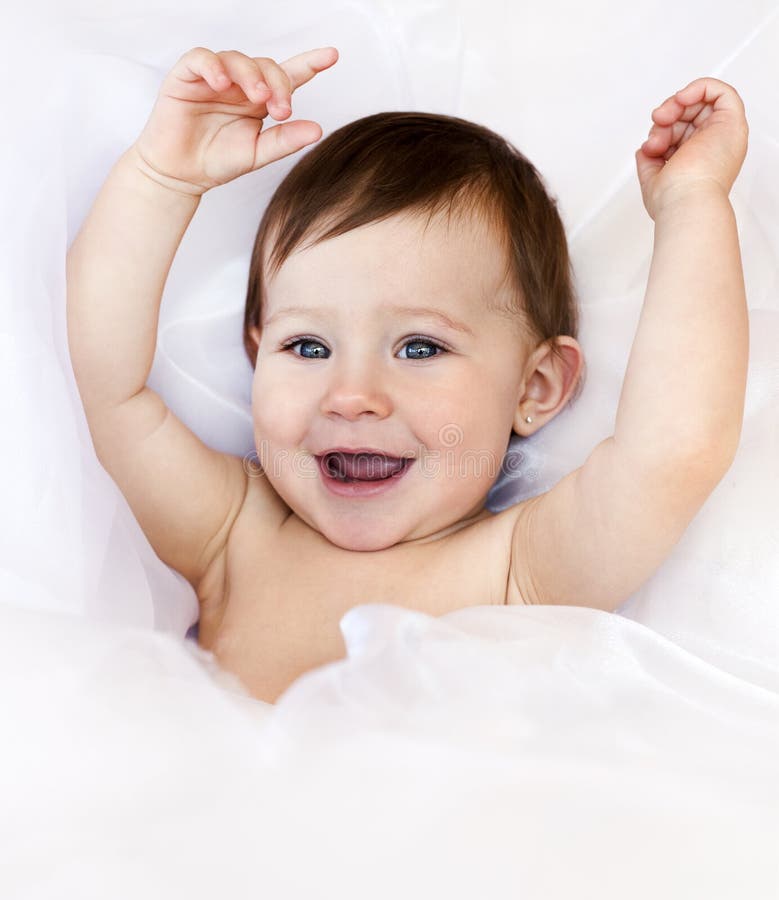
[319,519,403,553]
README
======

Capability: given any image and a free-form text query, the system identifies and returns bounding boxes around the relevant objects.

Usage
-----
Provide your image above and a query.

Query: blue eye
[398,339,445,360]
[283,338,329,359]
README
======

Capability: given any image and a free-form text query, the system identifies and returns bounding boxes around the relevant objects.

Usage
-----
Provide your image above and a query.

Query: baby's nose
[320,362,392,421]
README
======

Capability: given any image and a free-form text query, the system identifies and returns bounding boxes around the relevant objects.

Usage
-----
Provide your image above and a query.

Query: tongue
[329,452,405,481]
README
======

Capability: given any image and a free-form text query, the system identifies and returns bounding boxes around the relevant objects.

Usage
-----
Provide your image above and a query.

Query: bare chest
[199,507,519,704]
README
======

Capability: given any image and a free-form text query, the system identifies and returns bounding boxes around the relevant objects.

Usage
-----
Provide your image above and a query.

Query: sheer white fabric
[0,599,776,896]
[1,1,778,895]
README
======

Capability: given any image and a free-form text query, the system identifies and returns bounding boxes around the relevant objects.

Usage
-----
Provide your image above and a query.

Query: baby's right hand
[132,46,339,195]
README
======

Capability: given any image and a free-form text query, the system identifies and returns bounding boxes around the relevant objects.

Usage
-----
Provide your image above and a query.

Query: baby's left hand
[635,77,748,219]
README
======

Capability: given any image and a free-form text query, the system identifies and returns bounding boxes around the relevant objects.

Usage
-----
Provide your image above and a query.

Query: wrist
[123,144,206,200]
[652,177,731,220]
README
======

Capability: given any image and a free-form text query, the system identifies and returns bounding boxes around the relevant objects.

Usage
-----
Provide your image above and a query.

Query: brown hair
[243,111,584,406]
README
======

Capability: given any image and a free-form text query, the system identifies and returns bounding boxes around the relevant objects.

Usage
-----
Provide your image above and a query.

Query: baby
[66,47,749,704]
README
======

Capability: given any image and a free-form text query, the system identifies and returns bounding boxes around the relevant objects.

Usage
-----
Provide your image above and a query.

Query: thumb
[634,146,663,209]
[254,120,323,170]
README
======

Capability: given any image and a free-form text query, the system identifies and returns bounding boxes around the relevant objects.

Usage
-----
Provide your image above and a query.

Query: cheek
[251,367,310,445]
[418,387,490,445]
[407,374,471,436]
[421,378,512,472]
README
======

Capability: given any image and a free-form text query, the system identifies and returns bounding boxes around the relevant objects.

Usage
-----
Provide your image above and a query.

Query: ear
[248,325,262,349]
[512,337,584,435]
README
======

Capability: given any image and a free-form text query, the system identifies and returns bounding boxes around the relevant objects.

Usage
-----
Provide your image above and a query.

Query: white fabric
[0,599,777,897]
[1,1,778,895]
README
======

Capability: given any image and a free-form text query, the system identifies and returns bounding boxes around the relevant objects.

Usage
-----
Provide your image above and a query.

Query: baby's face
[249,209,531,551]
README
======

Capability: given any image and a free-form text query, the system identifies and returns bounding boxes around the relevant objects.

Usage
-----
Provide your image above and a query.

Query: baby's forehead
[264,207,512,306]
[358,204,505,254]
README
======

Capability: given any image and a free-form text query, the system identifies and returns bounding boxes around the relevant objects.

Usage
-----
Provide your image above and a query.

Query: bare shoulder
[87,385,293,599]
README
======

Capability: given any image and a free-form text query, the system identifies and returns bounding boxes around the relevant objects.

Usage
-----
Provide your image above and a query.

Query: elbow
[615,425,741,483]
[671,427,742,478]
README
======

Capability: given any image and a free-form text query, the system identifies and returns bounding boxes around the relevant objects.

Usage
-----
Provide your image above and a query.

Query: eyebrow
[263,304,475,336]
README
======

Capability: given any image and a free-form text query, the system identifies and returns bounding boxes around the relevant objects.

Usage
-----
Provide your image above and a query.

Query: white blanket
[1,600,777,897]
[1,1,778,896]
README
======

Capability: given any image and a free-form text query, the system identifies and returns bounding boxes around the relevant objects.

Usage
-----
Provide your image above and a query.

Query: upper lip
[316,446,413,459]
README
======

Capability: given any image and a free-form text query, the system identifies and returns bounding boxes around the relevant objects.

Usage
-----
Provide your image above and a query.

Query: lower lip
[316,456,415,498]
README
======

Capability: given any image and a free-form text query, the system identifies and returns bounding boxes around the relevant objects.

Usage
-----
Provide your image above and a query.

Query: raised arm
[66,46,338,590]
[612,79,749,467]
[512,78,749,611]
[67,146,200,414]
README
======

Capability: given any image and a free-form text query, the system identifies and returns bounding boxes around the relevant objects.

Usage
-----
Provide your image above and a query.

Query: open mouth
[318,451,413,483]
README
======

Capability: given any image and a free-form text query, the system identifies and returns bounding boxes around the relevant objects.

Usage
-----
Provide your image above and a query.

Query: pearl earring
[525,416,532,424]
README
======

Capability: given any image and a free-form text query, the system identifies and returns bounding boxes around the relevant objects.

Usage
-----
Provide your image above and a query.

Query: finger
[642,121,680,156]
[279,47,339,93]
[674,77,745,117]
[652,97,706,125]
[215,50,272,104]
[651,94,685,125]
[253,57,295,119]
[254,120,324,168]
[175,47,234,92]
[682,101,707,123]
[634,146,664,194]
[253,48,339,119]
[689,103,715,132]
